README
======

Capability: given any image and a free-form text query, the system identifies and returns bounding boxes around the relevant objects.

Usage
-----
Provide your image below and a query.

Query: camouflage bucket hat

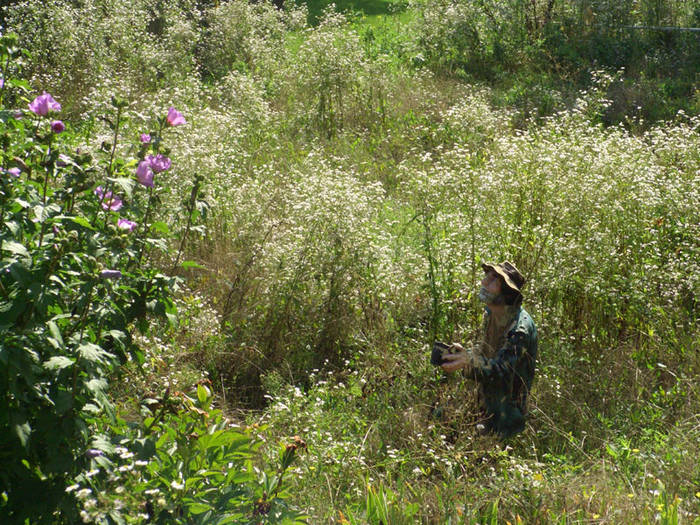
[481,261,525,293]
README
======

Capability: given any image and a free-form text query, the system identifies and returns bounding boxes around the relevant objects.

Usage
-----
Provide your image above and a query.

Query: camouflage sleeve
[468,330,527,383]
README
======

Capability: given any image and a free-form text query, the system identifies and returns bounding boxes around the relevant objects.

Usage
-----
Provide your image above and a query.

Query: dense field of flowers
[1,0,699,523]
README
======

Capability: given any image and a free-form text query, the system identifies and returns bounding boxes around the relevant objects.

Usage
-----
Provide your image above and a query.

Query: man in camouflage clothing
[442,261,538,438]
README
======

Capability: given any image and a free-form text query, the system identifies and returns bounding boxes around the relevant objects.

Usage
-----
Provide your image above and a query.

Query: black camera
[430,341,454,366]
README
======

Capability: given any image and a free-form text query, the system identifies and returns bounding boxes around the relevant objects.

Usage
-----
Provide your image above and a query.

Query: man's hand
[441,342,468,373]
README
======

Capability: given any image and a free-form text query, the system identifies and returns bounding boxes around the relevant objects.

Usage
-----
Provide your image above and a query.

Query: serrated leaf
[78,343,114,364]
[44,356,74,371]
[86,377,108,393]
[107,329,126,343]
[82,403,101,414]
[90,434,116,455]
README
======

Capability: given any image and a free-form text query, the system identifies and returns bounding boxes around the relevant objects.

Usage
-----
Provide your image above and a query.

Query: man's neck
[488,303,519,328]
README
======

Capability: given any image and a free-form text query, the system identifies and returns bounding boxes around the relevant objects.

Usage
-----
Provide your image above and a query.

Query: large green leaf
[59,215,96,231]
[2,240,29,257]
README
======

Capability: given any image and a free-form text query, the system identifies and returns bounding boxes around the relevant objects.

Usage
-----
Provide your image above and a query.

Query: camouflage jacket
[467,306,538,438]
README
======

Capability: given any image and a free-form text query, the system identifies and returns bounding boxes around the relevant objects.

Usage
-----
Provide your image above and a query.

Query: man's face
[481,270,503,298]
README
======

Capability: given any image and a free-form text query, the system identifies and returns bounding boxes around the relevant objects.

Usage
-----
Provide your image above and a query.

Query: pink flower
[146,154,171,173]
[0,78,4,89]
[166,107,186,126]
[51,120,65,133]
[140,133,151,144]
[3,167,21,178]
[94,186,123,211]
[136,161,154,187]
[28,92,61,116]
[117,218,137,232]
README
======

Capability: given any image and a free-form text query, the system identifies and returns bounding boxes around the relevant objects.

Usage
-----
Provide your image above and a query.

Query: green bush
[0,39,189,520]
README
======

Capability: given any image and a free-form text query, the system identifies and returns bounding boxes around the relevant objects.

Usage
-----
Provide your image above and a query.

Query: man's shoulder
[512,308,536,336]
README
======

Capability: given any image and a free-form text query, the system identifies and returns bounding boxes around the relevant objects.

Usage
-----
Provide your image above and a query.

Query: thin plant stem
[171,177,200,272]
[37,136,54,249]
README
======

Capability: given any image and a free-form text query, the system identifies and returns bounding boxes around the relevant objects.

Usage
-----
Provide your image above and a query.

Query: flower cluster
[135,150,173,188]
[134,107,183,188]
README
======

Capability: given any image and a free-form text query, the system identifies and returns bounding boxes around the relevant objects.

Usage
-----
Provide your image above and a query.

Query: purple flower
[51,120,65,134]
[85,449,105,459]
[28,92,61,116]
[140,133,151,144]
[0,78,4,89]
[103,195,123,211]
[166,107,186,126]
[3,167,21,178]
[118,218,137,232]
[136,160,154,187]
[146,154,171,173]
[94,186,123,211]
[100,269,122,279]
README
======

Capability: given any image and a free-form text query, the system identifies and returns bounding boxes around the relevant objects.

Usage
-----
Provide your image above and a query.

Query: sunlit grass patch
[299,0,406,23]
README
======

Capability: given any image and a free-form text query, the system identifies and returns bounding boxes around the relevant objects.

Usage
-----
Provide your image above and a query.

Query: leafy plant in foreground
[0,36,183,521]
[71,383,308,524]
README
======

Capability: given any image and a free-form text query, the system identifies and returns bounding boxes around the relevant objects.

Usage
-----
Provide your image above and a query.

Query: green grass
[298,0,406,23]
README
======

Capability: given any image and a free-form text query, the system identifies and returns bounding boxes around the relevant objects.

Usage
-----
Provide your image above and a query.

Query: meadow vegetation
[1,0,699,522]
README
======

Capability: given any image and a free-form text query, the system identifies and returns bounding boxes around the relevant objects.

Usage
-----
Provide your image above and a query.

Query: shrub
[197,0,292,81]
[2,0,200,116]
[70,383,308,524]
[0,44,190,520]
